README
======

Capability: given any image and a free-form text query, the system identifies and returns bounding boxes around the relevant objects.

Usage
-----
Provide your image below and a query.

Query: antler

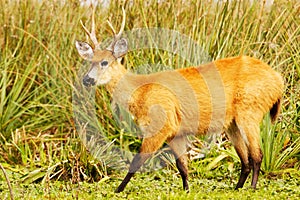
[107,7,126,39]
[80,6,100,49]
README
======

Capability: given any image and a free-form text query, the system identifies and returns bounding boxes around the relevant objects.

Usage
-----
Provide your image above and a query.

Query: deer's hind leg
[235,119,262,189]
[226,120,252,189]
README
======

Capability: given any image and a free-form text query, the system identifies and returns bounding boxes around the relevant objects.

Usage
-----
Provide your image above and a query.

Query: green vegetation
[0,0,299,199]
[1,172,300,199]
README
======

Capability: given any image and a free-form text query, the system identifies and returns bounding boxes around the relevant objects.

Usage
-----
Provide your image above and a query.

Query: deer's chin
[97,76,111,85]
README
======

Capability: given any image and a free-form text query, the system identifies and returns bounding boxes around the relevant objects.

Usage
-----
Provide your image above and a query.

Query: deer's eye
[101,60,108,67]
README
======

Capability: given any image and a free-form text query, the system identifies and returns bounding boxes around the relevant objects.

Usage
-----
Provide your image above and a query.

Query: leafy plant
[260,115,300,172]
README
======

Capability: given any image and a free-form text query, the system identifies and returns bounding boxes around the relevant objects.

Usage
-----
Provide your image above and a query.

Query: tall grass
[0,0,299,186]
[0,0,76,137]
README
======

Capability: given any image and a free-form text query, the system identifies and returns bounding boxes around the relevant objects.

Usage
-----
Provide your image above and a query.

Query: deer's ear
[75,40,94,60]
[112,38,128,58]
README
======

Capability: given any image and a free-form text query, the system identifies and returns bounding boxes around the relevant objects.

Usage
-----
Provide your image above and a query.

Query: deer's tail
[270,98,281,123]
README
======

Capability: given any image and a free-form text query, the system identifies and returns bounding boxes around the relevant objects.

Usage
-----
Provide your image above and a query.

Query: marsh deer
[75,8,284,193]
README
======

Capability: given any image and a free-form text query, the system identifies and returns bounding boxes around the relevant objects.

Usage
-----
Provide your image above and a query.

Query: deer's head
[76,7,128,87]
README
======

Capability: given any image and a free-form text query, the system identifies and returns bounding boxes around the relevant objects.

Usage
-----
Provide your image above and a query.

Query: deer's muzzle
[83,75,96,87]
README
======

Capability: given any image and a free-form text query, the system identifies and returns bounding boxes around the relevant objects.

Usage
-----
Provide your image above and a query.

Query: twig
[0,163,14,200]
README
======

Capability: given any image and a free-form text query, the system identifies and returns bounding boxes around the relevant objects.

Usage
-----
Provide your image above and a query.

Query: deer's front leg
[115,133,168,193]
[115,153,151,193]
[168,135,189,192]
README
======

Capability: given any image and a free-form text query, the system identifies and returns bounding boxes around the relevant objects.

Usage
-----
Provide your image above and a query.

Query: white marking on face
[88,66,98,80]
[96,67,112,85]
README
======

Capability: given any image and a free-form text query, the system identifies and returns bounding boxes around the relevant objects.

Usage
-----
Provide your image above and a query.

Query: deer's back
[127,56,283,136]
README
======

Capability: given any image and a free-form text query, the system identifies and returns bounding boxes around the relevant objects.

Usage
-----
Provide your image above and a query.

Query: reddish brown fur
[93,55,284,192]
[109,56,283,139]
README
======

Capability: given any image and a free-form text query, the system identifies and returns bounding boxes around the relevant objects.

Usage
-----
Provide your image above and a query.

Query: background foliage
[0,0,299,198]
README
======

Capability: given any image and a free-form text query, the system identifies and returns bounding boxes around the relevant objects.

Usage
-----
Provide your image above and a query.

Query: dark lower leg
[227,120,251,190]
[168,135,189,192]
[175,157,189,192]
[115,172,134,193]
[233,146,251,189]
[251,154,262,189]
[115,153,151,193]
[235,162,251,190]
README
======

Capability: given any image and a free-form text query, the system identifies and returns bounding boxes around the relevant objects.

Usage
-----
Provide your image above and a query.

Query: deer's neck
[106,66,145,109]
[105,62,127,95]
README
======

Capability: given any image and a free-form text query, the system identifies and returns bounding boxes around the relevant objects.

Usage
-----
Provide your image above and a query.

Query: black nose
[83,75,96,87]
